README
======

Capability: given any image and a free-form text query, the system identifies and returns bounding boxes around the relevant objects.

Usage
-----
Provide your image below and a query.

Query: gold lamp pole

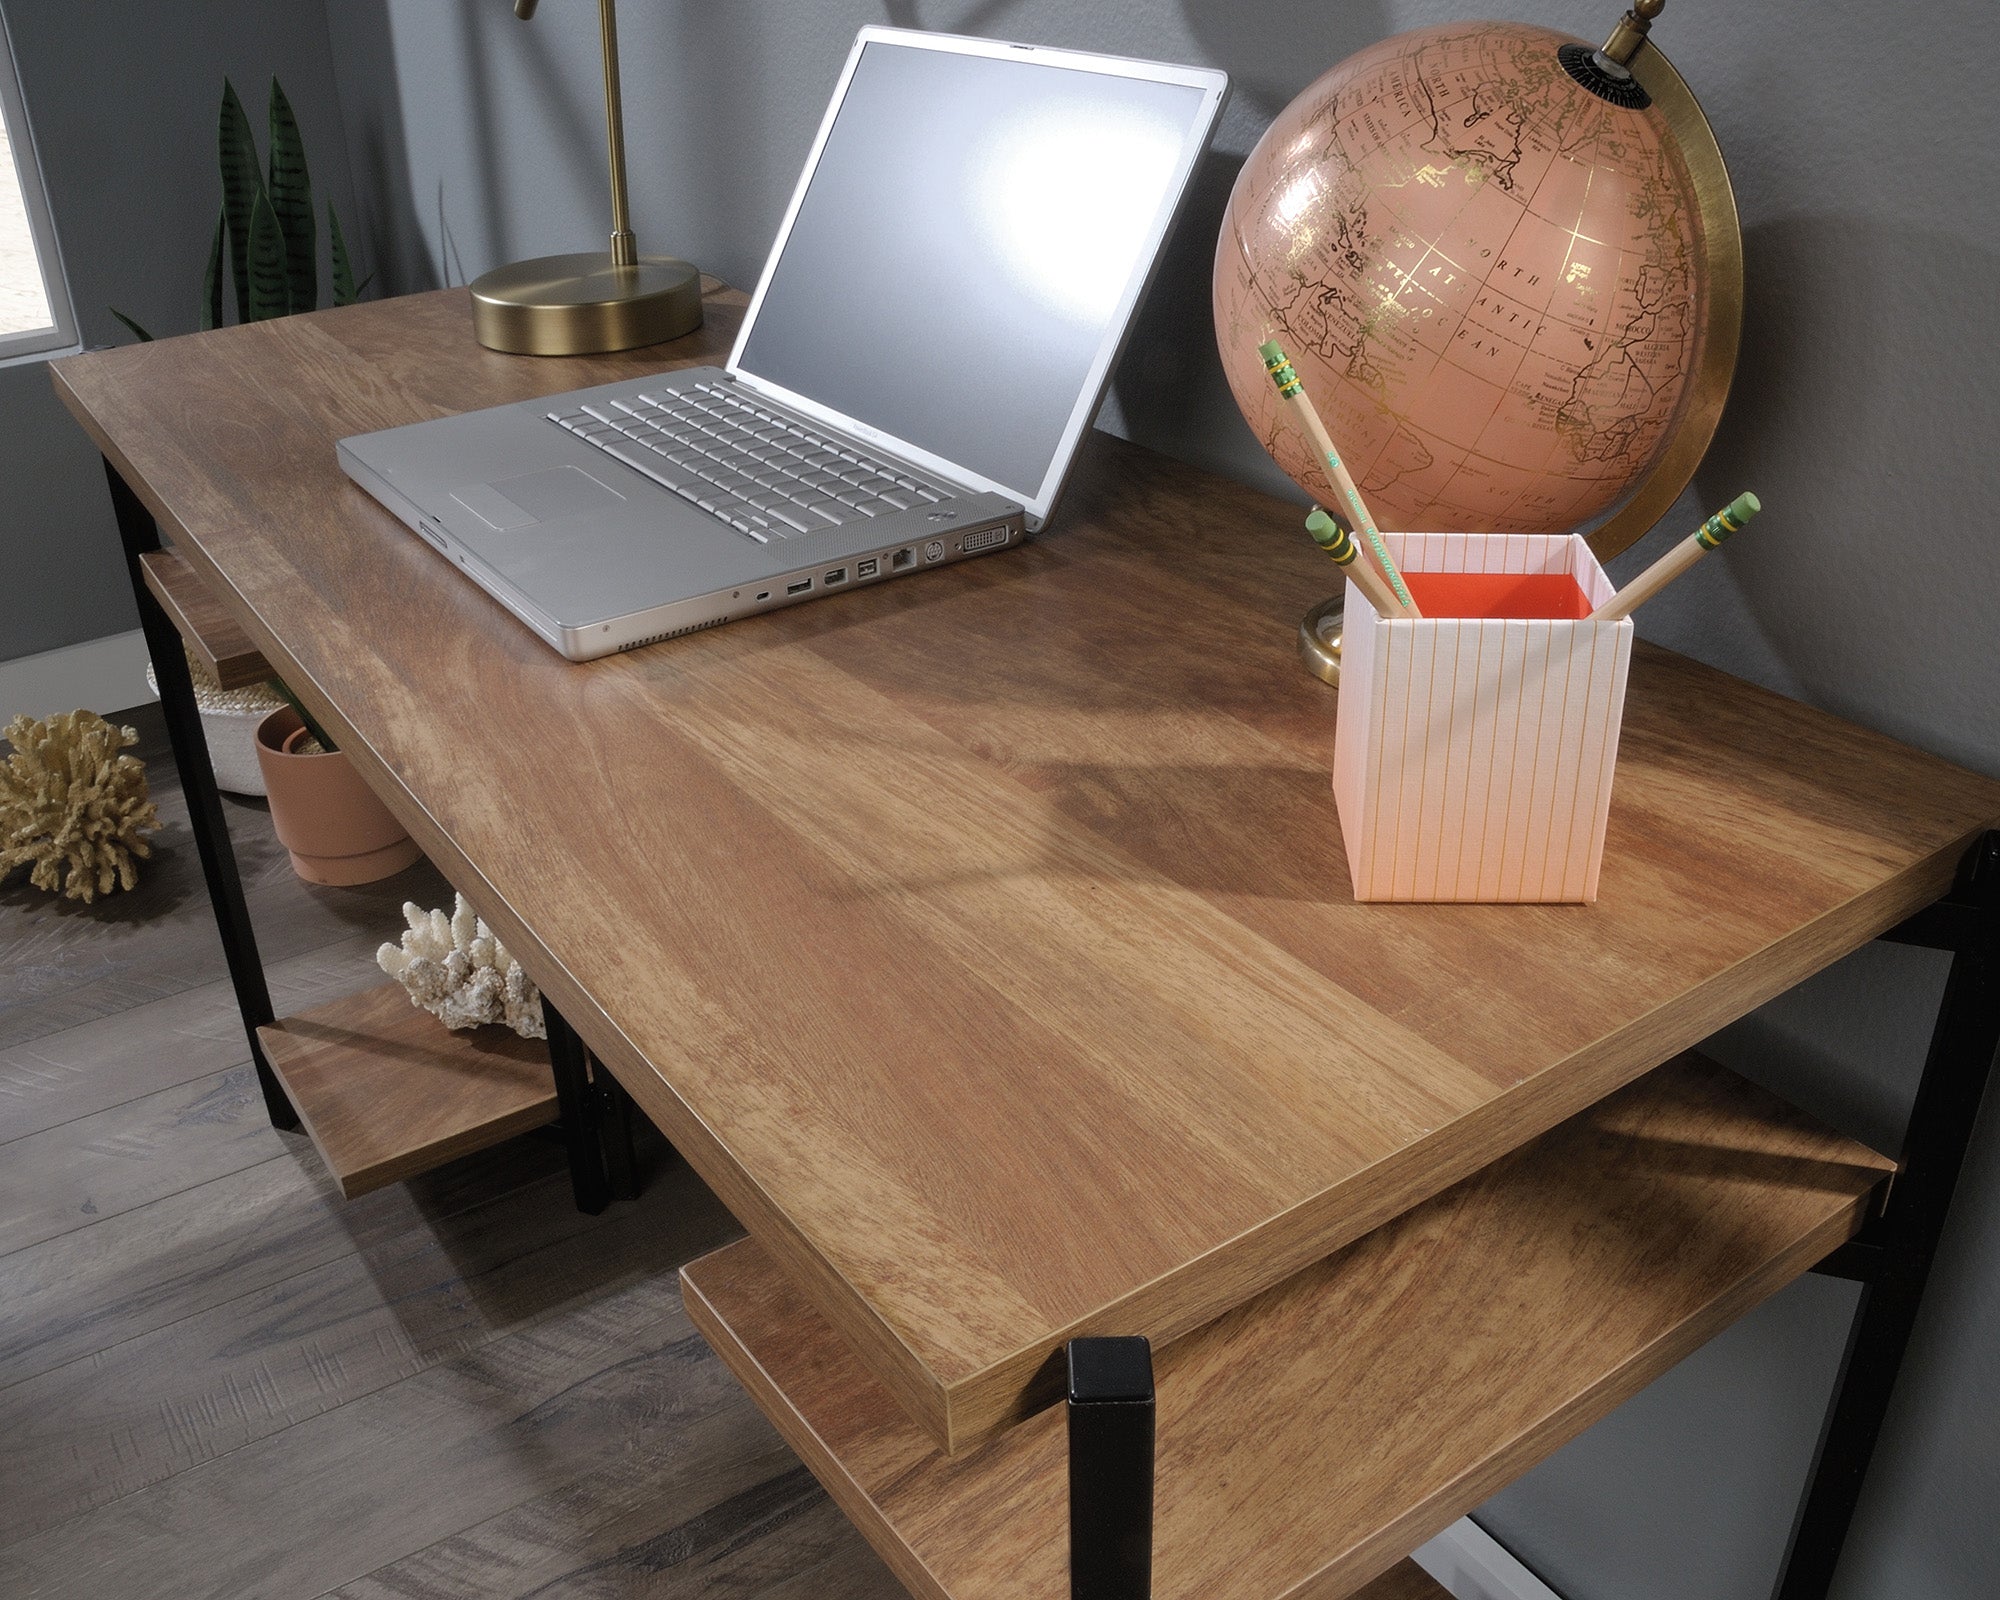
[470,0,704,355]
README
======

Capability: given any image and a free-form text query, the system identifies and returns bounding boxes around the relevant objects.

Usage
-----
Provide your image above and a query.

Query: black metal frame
[107,461,299,1131]
[1779,829,2000,1600]
[1057,832,2000,1600]
[543,998,643,1214]
[104,456,641,1211]
[1066,1336,1156,1600]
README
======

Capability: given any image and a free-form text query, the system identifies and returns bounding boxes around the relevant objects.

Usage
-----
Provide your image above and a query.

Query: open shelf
[682,1053,1892,1600]
[259,982,557,1198]
[139,546,272,688]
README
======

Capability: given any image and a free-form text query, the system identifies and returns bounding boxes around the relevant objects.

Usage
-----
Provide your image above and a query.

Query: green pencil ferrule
[1265,357,1301,396]
[1260,339,1303,397]
[1305,508,1356,564]
[1696,492,1762,551]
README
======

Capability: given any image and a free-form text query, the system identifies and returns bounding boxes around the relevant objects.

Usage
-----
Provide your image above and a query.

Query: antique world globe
[1215,3,1739,571]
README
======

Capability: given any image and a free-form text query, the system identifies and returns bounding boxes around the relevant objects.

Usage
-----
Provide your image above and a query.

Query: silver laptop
[338,28,1227,661]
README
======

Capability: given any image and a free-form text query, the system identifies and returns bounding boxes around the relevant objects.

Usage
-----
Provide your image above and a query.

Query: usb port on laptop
[787,578,812,595]
[825,567,848,585]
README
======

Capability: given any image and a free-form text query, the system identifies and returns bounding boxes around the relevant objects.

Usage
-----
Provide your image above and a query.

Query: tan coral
[377,893,546,1039]
[0,710,161,903]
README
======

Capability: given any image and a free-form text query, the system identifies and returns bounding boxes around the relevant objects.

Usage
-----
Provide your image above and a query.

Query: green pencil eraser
[1304,507,1338,543]
[1258,340,1285,362]
[1731,491,1762,520]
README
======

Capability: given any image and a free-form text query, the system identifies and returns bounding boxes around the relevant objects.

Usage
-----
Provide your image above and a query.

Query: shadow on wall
[1102,1,1390,496]
[883,2,1028,37]
[339,0,434,294]
[1177,0,1387,122]
[632,2,772,289]
[1692,215,2000,773]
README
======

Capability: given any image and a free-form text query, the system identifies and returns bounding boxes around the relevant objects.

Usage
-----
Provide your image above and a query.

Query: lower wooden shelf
[138,546,272,688]
[682,1053,1893,1600]
[258,982,557,1198]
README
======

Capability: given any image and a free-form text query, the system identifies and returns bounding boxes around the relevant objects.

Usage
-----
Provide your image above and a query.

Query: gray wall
[0,0,360,664]
[4,0,1993,1593]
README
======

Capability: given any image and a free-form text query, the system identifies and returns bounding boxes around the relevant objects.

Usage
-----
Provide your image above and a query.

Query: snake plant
[113,77,363,341]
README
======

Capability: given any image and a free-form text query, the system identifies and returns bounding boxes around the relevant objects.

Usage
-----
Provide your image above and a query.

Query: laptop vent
[960,525,1008,554]
[620,616,723,652]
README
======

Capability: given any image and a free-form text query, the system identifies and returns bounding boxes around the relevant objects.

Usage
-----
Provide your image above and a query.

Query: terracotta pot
[253,708,422,885]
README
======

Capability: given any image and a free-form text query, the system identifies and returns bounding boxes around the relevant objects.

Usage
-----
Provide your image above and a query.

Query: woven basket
[145,649,286,797]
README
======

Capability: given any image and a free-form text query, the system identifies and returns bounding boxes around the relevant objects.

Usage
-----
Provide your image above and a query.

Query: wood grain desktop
[53,285,2000,1456]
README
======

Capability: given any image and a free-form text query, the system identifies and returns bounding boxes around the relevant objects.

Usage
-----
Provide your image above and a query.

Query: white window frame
[0,5,77,364]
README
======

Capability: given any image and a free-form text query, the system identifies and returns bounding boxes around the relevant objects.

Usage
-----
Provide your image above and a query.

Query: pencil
[1589,493,1762,622]
[1305,507,1404,620]
[1260,340,1419,616]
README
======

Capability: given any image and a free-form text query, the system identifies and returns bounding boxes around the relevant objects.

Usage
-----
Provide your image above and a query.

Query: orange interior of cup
[1400,571,1593,620]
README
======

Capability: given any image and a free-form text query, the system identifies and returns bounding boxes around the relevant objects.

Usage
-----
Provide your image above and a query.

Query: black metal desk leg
[1778,831,2000,1600]
[103,460,297,1131]
[1068,1336,1155,1600]
[543,997,612,1214]
[599,1064,642,1203]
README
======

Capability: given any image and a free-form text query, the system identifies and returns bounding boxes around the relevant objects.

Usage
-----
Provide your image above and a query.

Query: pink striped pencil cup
[1332,532,1633,903]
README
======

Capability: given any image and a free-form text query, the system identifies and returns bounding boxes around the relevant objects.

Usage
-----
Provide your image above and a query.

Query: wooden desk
[53,286,2000,1597]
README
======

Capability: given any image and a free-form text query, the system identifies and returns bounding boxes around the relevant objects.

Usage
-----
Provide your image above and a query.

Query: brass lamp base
[469,252,703,356]
[1298,594,1343,686]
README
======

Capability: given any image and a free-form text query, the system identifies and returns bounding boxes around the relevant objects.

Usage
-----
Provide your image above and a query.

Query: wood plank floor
[0,706,911,1598]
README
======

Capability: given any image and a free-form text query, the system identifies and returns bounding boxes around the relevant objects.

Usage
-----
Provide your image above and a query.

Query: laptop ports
[892,548,914,570]
[856,558,879,579]
[787,578,813,595]
[825,567,848,586]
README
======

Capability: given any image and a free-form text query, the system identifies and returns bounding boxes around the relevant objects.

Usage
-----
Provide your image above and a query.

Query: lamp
[469,0,703,355]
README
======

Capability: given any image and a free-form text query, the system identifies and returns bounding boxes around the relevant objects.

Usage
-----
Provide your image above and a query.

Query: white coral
[377,893,545,1039]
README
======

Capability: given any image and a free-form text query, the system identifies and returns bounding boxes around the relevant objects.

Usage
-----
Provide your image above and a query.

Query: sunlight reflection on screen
[969,101,1185,329]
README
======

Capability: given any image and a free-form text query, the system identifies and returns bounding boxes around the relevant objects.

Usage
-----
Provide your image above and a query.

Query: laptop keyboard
[548,381,951,544]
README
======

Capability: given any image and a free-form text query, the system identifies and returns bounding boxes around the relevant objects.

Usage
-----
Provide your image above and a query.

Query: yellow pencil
[1590,493,1762,621]
[1305,507,1403,620]
[1260,341,1419,616]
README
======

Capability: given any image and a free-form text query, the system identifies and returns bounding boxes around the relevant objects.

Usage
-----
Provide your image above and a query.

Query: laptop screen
[732,37,1217,517]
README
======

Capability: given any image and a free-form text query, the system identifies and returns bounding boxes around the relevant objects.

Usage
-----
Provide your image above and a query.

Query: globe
[1215,21,1712,537]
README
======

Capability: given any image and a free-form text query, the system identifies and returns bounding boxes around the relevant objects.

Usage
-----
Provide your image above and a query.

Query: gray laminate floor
[0,705,902,1599]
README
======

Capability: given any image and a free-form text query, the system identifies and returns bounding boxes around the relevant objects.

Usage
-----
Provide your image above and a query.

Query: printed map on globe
[1216,23,1706,535]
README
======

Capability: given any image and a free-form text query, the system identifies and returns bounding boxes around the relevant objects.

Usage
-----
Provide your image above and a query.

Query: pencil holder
[1332,533,1633,903]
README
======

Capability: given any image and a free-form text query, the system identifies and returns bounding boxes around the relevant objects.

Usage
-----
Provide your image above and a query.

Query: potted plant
[113,76,364,339]
[127,78,412,886]
[253,690,419,887]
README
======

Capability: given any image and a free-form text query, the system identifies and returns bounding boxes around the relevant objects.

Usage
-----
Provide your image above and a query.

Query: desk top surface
[56,285,2000,1452]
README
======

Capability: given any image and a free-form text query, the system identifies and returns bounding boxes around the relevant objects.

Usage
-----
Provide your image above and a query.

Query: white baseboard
[0,629,155,724]
[1416,1517,1565,1600]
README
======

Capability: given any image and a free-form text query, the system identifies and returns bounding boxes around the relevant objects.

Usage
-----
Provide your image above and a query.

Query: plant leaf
[266,77,316,314]
[200,206,224,331]
[328,202,356,307]
[109,309,154,343]
[245,187,290,322]
[218,78,263,325]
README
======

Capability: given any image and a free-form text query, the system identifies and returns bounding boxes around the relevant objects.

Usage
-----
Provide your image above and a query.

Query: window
[0,7,74,361]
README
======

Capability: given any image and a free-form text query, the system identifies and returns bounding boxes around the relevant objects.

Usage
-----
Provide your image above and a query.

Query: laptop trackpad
[452,466,624,530]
